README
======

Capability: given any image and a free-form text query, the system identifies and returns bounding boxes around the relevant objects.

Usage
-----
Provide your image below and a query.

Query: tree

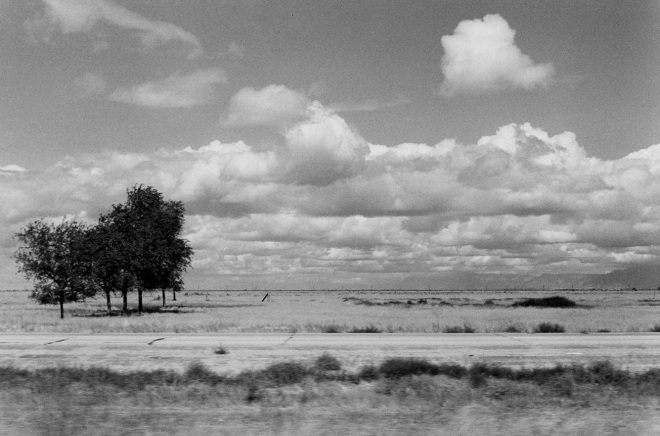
[15,219,97,318]
[97,185,193,312]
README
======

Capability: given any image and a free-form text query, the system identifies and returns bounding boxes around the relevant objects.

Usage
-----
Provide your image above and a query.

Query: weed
[214,344,228,355]
[534,322,565,333]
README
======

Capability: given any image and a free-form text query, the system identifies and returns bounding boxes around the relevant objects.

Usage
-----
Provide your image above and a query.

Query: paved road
[1,333,659,373]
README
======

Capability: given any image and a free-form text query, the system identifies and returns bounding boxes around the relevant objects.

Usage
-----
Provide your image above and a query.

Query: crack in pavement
[44,338,73,345]
[281,334,295,346]
[494,333,534,347]
[148,338,166,346]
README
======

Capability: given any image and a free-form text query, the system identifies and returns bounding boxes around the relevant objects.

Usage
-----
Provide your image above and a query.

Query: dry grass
[2,357,660,435]
[2,289,660,334]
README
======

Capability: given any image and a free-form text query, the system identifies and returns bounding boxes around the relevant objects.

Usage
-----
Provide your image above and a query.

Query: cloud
[73,72,107,97]
[439,14,555,96]
[109,68,227,108]
[27,0,202,56]
[5,111,660,288]
[0,165,27,174]
[329,96,410,113]
[223,85,310,128]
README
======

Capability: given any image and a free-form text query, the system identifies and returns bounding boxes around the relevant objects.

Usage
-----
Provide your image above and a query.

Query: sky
[2,0,660,290]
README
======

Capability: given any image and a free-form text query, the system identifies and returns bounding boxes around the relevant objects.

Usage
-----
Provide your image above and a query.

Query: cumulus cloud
[5,110,660,288]
[109,68,227,108]
[26,0,202,56]
[439,14,555,96]
[223,85,310,128]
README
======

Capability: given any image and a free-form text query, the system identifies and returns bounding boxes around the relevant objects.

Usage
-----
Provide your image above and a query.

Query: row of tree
[14,185,194,318]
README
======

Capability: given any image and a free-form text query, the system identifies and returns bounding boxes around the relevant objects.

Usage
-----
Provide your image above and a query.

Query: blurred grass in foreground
[2,357,660,435]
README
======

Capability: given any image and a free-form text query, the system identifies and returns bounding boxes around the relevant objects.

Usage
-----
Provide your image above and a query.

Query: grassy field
[3,288,660,435]
[1,288,660,334]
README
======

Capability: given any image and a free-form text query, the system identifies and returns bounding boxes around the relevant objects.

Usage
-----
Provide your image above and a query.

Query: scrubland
[3,288,660,435]
[1,288,660,334]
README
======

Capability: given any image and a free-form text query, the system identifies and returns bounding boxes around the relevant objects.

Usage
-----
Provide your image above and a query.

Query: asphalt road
[1,333,660,373]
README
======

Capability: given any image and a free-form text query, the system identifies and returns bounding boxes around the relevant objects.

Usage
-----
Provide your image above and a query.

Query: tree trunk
[172,287,176,302]
[162,288,166,307]
[122,290,128,312]
[59,293,64,319]
[138,288,143,313]
[105,290,112,314]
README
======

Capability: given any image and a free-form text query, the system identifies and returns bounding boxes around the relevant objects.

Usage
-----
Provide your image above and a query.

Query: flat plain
[3,288,660,435]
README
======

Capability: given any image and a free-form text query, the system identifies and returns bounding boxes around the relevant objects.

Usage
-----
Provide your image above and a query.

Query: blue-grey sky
[2,0,660,289]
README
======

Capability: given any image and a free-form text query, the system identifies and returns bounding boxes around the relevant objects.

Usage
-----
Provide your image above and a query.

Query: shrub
[184,361,225,384]
[512,296,577,308]
[349,325,382,333]
[650,324,660,332]
[503,324,525,333]
[321,324,343,333]
[315,353,342,371]
[214,344,228,355]
[262,361,308,385]
[379,358,441,378]
[443,323,475,333]
[358,364,380,381]
[534,322,565,333]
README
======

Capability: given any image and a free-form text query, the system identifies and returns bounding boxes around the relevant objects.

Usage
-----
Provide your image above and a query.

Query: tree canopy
[14,185,194,317]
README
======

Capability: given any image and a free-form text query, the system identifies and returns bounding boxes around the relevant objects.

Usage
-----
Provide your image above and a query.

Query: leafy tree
[15,219,97,318]
[97,185,193,312]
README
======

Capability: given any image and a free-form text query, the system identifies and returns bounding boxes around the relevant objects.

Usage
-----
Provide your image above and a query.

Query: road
[1,333,659,374]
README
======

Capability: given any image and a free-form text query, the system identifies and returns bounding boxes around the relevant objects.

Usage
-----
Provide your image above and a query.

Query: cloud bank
[2,86,659,289]
[439,14,555,96]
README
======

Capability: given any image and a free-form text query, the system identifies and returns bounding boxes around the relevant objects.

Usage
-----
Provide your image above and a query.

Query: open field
[3,288,660,435]
[2,288,660,334]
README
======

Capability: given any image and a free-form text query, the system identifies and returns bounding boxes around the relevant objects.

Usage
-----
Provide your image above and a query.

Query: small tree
[15,219,97,318]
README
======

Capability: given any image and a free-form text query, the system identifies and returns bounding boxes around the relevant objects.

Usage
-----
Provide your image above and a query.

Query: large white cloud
[439,14,555,96]
[4,96,660,288]
[27,0,203,56]
[223,85,310,128]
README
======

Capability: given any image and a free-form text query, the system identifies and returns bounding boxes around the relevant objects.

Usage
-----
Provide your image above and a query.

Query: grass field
[2,288,660,334]
[3,288,660,435]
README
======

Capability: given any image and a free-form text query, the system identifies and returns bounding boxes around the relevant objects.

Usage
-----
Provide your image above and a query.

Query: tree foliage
[15,220,98,318]
[14,185,194,317]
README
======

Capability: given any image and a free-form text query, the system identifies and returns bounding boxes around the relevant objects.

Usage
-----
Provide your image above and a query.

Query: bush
[321,324,343,333]
[379,358,441,378]
[650,324,660,332]
[503,324,525,333]
[315,353,342,371]
[214,344,228,355]
[534,322,565,333]
[358,364,380,381]
[349,325,382,333]
[512,296,577,308]
[262,361,308,385]
[443,323,475,333]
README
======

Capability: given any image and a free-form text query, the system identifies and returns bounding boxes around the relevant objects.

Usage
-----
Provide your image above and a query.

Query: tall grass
[3,356,660,435]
